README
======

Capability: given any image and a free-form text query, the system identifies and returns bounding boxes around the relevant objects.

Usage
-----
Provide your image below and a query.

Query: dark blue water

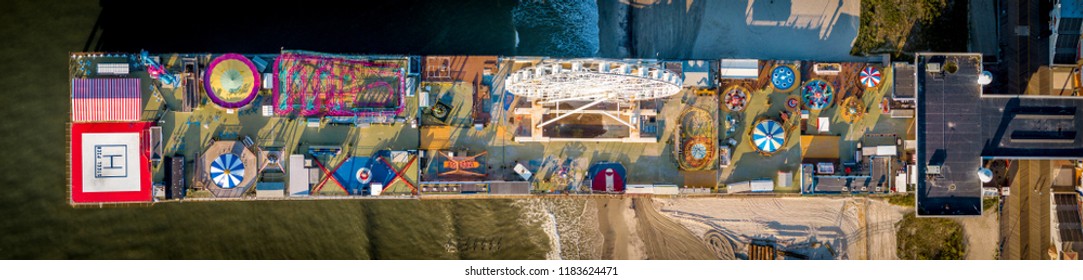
[95,0,600,57]
[97,0,519,55]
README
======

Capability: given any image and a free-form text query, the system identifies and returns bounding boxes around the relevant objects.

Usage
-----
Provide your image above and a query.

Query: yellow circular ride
[204,53,260,108]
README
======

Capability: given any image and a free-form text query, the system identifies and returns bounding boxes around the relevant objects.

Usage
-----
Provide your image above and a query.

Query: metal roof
[71,78,142,122]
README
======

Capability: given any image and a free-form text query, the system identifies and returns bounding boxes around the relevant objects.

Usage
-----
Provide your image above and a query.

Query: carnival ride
[722,85,750,112]
[323,151,418,195]
[273,51,406,117]
[858,66,881,88]
[750,119,787,155]
[210,154,245,189]
[770,65,797,92]
[839,96,866,123]
[204,53,261,108]
[138,50,178,86]
[200,141,258,197]
[437,151,487,178]
[677,107,717,170]
[505,59,681,132]
[801,79,835,111]
[785,95,801,112]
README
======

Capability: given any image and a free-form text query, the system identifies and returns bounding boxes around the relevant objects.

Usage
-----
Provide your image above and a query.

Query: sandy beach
[957,212,1000,260]
[520,197,717,260]
[598,0,861,60]
[655,196,908,259]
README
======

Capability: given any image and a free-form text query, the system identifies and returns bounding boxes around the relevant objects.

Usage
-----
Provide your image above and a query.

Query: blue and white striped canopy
[210,153,245,189]
[752,120,785,154]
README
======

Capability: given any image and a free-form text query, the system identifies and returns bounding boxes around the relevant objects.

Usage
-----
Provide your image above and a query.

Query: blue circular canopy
[210,154,245,189]
[771,66,796,90]
[752,120,786,154]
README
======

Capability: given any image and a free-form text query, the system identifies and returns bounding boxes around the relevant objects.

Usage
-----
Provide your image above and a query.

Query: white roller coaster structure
[504,59,682,103]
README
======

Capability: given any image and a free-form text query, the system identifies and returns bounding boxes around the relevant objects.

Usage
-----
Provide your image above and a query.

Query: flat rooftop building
[916,53,986,216]
[916,53,1083,216]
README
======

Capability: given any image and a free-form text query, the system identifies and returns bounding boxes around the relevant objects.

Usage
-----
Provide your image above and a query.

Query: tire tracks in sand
[594,198,715,259]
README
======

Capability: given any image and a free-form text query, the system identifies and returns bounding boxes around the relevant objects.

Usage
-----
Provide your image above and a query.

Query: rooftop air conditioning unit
[927,63,942,73]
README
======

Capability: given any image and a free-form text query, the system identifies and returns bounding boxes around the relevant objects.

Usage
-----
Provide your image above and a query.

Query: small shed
[97,63,130,75]
[256,182,285,198]
[777,171,793,188]
[719,59,759,80]
[626,184,655,194]
[490,181,530,194]
[288,154,309,196]
[682,60,716,88]
[727,179,774,193]
[166,156,186,200]
[653,185,680,195]
[149,126,163,163]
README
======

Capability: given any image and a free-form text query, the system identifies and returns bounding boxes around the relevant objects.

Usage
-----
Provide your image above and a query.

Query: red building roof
[70,122,153,204]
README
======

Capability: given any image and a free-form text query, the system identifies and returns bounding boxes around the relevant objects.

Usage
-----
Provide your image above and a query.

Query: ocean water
[512,0,601,57]
[0,0,609,259]
[94,0,601,58]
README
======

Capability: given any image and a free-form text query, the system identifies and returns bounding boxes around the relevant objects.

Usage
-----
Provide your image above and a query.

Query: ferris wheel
[504,59,682,104]
[505,59,682,130]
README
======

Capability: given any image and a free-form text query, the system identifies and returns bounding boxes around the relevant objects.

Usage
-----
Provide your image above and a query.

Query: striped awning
[71,78,142,122]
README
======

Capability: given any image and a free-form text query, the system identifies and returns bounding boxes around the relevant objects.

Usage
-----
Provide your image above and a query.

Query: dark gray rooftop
[870,157,892,191]
[980,97,1083,158]
[892,63,915,99]
[916,54,984,216]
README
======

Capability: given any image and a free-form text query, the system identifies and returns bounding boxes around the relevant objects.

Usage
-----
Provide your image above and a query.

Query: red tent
[589,162,626,193]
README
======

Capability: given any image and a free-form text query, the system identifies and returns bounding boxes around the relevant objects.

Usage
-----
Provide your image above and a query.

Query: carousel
[784,95,801,112]
[839,96,867,123]
[750,119,787,155]
[770,65,799,93]
[858,66,881,88]
[200,140,258,197]
[801,79,835,111]
[204,53,261,109]
[722,85,750,112]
